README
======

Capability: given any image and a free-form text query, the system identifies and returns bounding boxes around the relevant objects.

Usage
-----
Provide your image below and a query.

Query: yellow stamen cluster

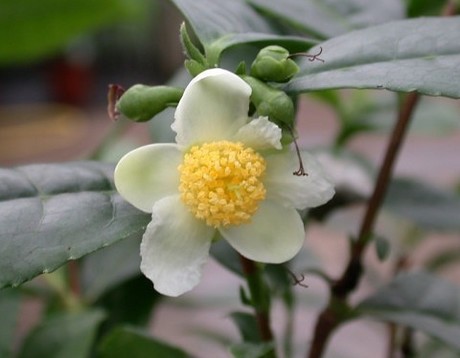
[178,141,266,227]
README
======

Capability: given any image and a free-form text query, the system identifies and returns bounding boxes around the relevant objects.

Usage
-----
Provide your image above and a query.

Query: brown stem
[387,323,397,358]
[401,327,415,358]
[239,255,274,342]
[442,0,458,16]
[307,92,420,358]
[359,92,420,244]
[68,260,81,297]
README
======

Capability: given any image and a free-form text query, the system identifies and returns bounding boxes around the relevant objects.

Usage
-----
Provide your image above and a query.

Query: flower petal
[114,144,182,212]
[219,200,304,263]
[172,68,252,147]
[264,150,335,210]
[232,116,282,150]
[140,195,215,296]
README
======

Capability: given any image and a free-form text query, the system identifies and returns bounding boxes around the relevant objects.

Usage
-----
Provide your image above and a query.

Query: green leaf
[426,249,460,272]
[418,336,460,358]
[209,34,314,66]
[342,92,460,136]
[0,289,21,358]
[18,309,106,358]
[230,312,261,343]
[375,236,391,262]
[0,0,145,65]
[0,161,150,289]
[96,275,162,332]
[357,271,460,351]
[171,0,282,46]
[384,178,460,231]
[230,342,275,358]
[248,0,404,39]
[406,0,447,17]
[263,265,294,308]
[81,236,143,301]
[170,0,315,65]
[285,17,460,99]
[210,239,243,276]
[98,326,190,358]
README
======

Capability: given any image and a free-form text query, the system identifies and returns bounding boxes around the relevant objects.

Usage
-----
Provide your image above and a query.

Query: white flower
[114,69,334,296]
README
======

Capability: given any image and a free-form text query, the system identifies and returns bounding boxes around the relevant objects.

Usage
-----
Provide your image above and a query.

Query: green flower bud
[250,45,299,83]
[242,75,295,130]
[117,85,184,122]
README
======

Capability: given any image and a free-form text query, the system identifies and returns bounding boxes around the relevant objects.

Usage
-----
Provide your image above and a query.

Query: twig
[239,255,274,342]
[307,92,420,358]
[67,260,81,297]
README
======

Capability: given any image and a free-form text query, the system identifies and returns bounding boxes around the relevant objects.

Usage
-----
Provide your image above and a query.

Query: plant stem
[359,92,419,244]
[68,260,81,297]
[307,92,420,358]
[239,255,274,342]
[387,323,397,358]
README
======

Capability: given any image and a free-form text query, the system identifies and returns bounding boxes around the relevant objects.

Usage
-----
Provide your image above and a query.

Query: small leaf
[375,236,391,262]
[357,271,460,351]
[230,342,275,358]
[180,22,206,65]
[210,239,243,276]
[384,178,460,232]
[264,265,294,308]
[98,326,190,358]
[230,312,262,343]
[18,309,106,358]
[285,17,460,99]
[0,162,150,289]
[426,249,460,272]
[0,289,21,358]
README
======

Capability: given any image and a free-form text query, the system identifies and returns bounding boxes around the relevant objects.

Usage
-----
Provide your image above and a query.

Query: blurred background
[0,0,184,165]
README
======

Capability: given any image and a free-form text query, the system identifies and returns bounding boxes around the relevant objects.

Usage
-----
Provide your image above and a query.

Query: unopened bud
[242,75,295,129]
[250,46,299,82]
[117,85,184,122]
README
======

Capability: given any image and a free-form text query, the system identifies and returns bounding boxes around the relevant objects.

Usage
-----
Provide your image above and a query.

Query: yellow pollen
[178,141,266,227]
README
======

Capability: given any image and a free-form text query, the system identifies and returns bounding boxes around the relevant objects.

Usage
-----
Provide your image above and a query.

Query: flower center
[178,141,266,227]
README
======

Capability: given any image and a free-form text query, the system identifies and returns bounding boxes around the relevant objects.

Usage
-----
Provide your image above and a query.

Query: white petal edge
[140,195,215,296]
[114,144,182,212]
[232,116,282,150]
[172,68,252,147]
[219,200,305,263]
[264,150,335,210]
